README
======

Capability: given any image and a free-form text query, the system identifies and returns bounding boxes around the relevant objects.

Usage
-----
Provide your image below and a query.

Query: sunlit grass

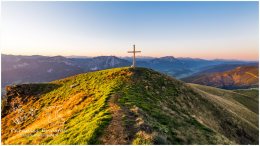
[2,67,132,144]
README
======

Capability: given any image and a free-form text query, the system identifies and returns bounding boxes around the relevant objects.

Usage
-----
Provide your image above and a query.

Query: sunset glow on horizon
[1,1,259,61]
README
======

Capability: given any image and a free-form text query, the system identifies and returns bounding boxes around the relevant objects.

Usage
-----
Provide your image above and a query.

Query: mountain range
[2,54,257,91]
[1,67,258,144]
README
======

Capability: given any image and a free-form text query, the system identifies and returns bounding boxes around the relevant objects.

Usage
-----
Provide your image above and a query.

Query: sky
[1,1,259,60]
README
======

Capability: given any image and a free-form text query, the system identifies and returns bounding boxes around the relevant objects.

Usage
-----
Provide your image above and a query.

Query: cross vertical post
[127,44,141,68]
[133,45,136,67]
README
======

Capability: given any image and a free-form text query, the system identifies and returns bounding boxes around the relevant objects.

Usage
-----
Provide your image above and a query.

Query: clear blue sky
[1,1,259,60]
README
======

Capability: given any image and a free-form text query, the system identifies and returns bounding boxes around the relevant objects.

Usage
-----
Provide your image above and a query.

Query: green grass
[2,67,132,144]
[118,68,234,144]
[2,67,259,144]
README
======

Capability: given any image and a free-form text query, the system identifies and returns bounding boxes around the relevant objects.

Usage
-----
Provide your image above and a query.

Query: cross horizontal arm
[127,51,141,53]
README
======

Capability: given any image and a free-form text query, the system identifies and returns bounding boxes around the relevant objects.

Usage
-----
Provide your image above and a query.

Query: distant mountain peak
[159,56,175,60]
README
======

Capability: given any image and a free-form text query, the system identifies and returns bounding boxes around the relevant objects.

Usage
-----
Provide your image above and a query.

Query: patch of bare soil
[99,93,136,144]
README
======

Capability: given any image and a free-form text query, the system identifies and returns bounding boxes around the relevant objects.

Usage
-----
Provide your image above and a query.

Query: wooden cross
[128,44,141,67]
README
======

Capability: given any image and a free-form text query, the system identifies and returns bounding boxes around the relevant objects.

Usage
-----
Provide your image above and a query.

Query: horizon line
[1,53,259,62]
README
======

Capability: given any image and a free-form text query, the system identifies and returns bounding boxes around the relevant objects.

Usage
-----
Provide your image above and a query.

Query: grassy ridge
[2,67,259,144]
[117,68,258,144]
[117,68,232,144]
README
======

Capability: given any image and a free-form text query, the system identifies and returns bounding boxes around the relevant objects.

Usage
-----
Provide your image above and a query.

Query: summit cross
[127,44,141,67]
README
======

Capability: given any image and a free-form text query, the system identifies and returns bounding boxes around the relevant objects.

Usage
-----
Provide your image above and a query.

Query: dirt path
[99,93,129,144]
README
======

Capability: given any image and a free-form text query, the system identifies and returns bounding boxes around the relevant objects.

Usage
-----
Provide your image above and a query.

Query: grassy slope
[2,67,132,144]
[117,68,258,144]
[189,84,259,114]
[233,88,259,102]
[117,68,232,144]
[2,67,259,144]
[188,83,258,144]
